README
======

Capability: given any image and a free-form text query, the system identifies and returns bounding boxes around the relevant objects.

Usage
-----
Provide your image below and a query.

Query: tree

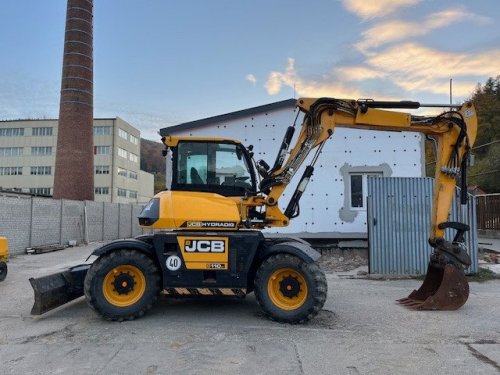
[468,76,500,193]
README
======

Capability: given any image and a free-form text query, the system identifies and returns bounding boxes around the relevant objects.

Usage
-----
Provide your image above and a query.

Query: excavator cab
[167,138,257,197]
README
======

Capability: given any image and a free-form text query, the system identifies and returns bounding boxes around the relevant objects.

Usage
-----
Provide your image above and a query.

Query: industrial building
[160,99,425,238]
[0,117,154,203]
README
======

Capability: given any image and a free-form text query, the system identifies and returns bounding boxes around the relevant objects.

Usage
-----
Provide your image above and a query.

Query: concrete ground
[1,244,500,375]
[479,236,500,274]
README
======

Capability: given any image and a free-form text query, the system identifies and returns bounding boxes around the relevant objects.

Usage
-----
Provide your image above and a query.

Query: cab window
[173,141,255,196]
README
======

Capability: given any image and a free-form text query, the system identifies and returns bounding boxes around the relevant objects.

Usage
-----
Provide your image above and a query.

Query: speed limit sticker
[166,255,182,271]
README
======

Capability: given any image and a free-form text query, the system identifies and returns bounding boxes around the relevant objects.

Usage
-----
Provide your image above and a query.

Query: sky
[0,0,499,141]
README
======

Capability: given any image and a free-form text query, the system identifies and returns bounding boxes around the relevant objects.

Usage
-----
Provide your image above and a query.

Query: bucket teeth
[397,263,469,311]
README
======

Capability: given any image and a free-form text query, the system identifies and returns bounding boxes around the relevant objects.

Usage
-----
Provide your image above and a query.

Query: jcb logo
[184,240,225,253]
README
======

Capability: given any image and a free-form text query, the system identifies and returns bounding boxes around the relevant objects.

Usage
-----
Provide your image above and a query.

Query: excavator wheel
[84,249,161,321]
[0,261,7,282]
[254,254,327,323]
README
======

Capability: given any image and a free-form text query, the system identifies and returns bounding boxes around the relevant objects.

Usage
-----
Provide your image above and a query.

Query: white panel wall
[170,107,423,237]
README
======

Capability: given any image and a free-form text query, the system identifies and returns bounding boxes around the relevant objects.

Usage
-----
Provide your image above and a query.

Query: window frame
[171,140,257,197]
[32,127,53,136]
[95,165,110,174]
[117,188,127,197]
[349,172,383,210]
[31,147,52,156]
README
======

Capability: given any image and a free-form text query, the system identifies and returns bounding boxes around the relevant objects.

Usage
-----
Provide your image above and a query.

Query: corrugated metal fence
[367,177,478,274]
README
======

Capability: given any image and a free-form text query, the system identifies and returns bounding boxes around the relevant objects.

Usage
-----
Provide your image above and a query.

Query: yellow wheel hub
[267,267,308,310]
[103,265,146,307]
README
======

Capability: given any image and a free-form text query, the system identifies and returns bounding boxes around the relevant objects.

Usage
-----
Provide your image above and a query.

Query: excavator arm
[252,97,477,310]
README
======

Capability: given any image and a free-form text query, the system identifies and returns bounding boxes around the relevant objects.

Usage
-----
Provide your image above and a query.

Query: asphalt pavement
[1,243,499,375]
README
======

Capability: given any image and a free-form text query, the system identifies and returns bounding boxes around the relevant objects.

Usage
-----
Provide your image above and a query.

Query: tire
[254,254,327,323]
[84,249,161,321]
[0,262,7,282]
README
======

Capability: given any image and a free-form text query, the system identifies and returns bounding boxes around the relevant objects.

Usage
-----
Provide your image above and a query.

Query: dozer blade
[397,261,469,310]
[30,264,90,315]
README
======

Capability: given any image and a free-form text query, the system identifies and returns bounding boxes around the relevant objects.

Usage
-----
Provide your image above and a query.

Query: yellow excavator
[30,97,477,323]
[0,237,8,282]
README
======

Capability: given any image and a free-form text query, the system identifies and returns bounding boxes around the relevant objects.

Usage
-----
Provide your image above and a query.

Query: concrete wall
[0,195,147,255]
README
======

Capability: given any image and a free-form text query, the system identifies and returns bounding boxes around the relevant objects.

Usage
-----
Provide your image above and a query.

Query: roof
[0,117,119,123]
[160,98,296,136]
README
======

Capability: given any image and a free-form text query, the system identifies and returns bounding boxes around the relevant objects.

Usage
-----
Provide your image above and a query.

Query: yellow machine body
[147,191,240,230]
[0,237,8,260]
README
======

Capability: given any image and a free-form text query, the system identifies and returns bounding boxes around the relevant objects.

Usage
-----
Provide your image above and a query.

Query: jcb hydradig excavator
[30,97,477,323]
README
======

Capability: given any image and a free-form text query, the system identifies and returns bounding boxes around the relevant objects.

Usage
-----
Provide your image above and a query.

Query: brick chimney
[53,0,94,200]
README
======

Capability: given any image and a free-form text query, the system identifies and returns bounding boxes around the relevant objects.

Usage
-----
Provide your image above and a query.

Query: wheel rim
[103,265,146,307]
[267,267,308,310]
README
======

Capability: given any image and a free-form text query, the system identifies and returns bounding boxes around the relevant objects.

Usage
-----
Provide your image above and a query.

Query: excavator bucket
[30,264,89,315]
[397,259,469,310]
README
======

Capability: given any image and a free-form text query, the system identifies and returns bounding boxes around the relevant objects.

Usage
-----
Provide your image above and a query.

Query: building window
[117,188,127,197]
[30,166,52,175]
[94,126,112,136]
[349,173,383,209]
[32,127,53,136]
[129,134,138,145]
[118,148,128,159]
[129,171,138,180]
[29,187,51,196]
[95,187,109,195]
[95,145,111,155]
[0,147,23,157]
[0,167,23,176]
[118,128,128,140]
[31,146,52,156]
[95,165,110,174]
[129,190,137,199]
[117,167,127,177]
[129,152,138,163]
[0,128,24,137]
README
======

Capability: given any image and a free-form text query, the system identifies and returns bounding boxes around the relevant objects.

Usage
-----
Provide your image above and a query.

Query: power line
[425,139,500,166]
[469,169,500,178]
[473,139,500,150]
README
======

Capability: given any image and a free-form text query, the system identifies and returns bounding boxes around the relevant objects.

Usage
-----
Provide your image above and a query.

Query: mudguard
[260,240,321,263]
[91,238,155,258]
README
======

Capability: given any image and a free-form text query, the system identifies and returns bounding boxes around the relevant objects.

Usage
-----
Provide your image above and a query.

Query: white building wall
[0,118,154,203]
[167,106,424,237]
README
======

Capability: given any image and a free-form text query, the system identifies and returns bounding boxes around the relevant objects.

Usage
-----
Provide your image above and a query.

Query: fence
[368,177,478,274]
[476,194,500,230]
[0,195,147,255]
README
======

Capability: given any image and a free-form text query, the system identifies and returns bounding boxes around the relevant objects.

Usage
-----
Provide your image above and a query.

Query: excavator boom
[256,97,477,310]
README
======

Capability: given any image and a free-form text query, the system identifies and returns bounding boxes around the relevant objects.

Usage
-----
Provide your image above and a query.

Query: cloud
[365,42,500,96]
[265,58,297,95]
[342,0,421,20]
[245,74,257,85]
[335,66,386,81]
[266,40,500,101]
[356,7,491,52]
[265,58,389,99]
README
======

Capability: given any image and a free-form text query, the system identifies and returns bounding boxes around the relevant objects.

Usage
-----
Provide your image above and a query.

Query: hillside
[140,138,166,193]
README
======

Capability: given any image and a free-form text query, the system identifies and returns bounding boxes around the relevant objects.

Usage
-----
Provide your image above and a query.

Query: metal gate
[367,177,478,274]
